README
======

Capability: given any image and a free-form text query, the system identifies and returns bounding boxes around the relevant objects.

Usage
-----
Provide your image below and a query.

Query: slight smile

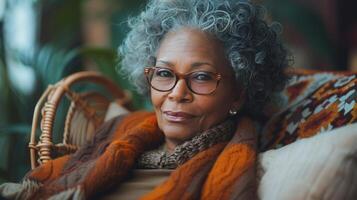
[163,111,195,122]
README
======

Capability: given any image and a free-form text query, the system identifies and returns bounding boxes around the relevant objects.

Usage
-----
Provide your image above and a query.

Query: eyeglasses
[144,67,221,95]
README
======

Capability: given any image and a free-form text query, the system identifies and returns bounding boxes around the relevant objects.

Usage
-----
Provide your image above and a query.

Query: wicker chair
[28,71,132,169]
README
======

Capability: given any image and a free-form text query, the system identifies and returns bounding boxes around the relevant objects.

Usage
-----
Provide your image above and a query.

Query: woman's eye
[156,69,174,77]
[193,72,213,81]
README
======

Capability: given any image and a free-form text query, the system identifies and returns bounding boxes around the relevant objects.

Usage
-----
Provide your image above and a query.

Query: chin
[161,124,197,144]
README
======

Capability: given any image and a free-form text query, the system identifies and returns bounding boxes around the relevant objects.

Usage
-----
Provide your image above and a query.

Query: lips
[163,111,195,122]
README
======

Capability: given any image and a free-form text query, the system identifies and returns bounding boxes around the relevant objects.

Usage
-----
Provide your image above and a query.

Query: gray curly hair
[119,0,291,116]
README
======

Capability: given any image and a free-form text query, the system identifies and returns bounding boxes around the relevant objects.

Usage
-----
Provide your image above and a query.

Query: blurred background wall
[0,0,356,183]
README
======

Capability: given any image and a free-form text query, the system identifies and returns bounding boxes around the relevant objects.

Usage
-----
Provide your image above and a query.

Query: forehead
[156,28,231,72]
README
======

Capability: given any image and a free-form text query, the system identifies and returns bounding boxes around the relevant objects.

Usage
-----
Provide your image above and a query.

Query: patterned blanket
[260,69,357,150]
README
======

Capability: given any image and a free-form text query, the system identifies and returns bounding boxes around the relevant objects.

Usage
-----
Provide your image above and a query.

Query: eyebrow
[156,60,214,69]
[156,60,173,67]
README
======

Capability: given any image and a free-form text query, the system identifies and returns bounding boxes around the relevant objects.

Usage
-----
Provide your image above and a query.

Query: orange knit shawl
[26,111,257,200]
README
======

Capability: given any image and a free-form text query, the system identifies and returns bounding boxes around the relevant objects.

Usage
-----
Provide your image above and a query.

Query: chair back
[29,71,132,169]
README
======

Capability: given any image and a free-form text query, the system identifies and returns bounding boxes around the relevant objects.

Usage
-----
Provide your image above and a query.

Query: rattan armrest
[29,71,132,169]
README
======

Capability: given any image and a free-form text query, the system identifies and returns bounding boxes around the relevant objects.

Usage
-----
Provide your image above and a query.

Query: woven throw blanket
[0,111,258,200]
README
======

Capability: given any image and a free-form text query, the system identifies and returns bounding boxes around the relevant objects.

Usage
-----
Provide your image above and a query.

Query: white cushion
[104,101,129,122]
[258,123,357,200]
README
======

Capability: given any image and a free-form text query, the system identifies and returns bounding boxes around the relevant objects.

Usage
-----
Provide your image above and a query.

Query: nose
[167,79,193,102]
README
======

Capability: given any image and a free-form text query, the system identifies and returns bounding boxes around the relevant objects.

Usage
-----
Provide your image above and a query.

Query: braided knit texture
[23,112,257,200]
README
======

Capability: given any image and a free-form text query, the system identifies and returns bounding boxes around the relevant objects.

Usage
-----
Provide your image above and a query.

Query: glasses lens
[189,72,218,94]
[150,68,176,91]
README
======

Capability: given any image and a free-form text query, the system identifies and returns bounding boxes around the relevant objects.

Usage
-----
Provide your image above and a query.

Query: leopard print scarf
[136,117,237,169]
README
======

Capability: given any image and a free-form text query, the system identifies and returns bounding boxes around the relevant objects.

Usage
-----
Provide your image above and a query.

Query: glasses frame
[144,67,222,95]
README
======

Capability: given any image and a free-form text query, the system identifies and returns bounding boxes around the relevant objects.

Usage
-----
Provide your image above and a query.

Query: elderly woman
[0,0,289,199]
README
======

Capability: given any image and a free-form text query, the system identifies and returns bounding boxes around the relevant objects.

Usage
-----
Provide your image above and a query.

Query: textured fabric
[136,118,236,169]
[142,117,258,200]
[257,122,357,200]
[100,169,173,200]
[24,111,163,199]
[0,180,41,200]
[4,111,257,200]
[260,69,357,150]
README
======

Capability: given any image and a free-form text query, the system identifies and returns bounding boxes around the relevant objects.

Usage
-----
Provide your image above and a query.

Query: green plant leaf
[31,44,80,86]
[78,47,118,79]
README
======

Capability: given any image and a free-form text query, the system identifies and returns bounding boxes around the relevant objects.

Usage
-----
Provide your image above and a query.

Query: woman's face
[151,28,243,150]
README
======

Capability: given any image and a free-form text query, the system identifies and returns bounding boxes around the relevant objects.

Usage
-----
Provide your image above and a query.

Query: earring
[229,109,238,116]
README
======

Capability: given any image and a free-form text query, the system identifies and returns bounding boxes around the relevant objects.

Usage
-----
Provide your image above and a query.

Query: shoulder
[115,111,157,133]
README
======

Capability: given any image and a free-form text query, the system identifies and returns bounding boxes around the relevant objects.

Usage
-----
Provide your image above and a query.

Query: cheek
[196,85,235,121]
[150,90,169,130]
[197,96,231,116]
[195,94,232,121]
[150,89,164,109]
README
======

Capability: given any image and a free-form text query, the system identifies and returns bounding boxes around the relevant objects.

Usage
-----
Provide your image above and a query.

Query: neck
[164,138,179,154]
